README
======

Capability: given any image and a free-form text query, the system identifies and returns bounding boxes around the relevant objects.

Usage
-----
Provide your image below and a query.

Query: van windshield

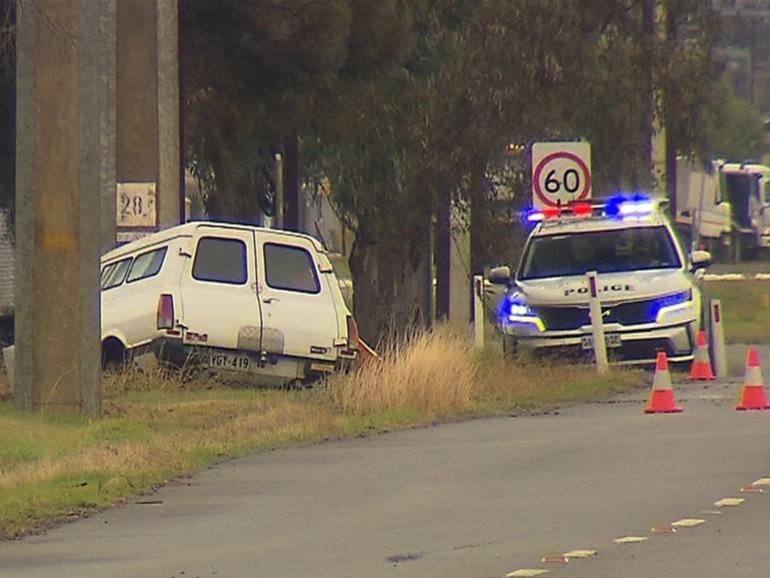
[519,226,681,280]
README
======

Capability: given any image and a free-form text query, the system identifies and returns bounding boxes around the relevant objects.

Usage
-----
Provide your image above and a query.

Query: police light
[604,194,655,220]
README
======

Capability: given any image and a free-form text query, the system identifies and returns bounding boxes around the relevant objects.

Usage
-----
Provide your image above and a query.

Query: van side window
[193,237,248,284]
[101,258,132,290]
[264,243,320,294]
[127,246,168,283]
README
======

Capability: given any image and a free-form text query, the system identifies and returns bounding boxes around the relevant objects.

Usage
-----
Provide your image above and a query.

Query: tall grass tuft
[326,326,476,416]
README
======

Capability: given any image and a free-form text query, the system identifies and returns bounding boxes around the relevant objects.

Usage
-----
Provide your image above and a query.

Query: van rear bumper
[148,337,353,378]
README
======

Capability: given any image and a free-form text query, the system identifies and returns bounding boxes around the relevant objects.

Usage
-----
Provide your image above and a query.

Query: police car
[490,195,711,364]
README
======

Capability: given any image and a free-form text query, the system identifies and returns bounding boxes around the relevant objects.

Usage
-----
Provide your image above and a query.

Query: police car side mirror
[488,266,512,285]
[690,250,712,271]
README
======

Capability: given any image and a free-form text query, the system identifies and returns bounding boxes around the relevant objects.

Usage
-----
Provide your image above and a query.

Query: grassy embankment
[0,327,642,539]
[703,280,770,344]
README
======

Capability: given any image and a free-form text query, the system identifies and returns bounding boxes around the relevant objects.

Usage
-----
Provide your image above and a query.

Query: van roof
[102,221,327,262]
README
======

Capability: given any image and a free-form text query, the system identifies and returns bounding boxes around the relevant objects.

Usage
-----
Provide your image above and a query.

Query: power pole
[15,0,113,415]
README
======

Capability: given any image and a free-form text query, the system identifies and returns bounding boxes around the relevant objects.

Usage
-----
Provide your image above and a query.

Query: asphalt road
[2,345,770,578]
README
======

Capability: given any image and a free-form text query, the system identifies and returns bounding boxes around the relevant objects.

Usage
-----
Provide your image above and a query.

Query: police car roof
[531,211,670,236]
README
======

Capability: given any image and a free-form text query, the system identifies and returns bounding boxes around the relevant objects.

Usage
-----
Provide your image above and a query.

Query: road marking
[651,525,677,534]
[563,549,597,559]
[700,510,723,515]
[752,478,770,486]
[506,569,549,577]
[613,536,648,544]
[671,518,706,528]
[741,485,764,493]
[714,498,745,507]
[541,555,568,563]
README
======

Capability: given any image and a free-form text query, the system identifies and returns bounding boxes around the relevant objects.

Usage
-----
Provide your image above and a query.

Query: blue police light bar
[604,194,656,219]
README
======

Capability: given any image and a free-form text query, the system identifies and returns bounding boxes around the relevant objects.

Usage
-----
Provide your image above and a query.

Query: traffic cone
[689,330,715,381]
[736,348,770,411]
[645,352,683,413]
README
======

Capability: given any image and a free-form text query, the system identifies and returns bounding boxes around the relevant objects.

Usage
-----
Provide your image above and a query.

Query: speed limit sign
[531,142,592,209]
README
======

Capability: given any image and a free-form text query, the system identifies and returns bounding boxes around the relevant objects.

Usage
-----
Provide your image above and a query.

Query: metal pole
[473,274,485,349]
[274,153,284,229]
[587,270,609,374]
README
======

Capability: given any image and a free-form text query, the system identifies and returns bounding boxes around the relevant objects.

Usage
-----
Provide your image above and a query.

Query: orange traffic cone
[689,330,715,381]
[645,352,683,414]
[736,348,770,411]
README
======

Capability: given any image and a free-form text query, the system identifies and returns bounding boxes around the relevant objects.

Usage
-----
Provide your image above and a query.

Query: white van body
[100,222,357,385]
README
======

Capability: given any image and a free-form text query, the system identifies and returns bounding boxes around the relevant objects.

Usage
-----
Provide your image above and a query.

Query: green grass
[703,280,770,343]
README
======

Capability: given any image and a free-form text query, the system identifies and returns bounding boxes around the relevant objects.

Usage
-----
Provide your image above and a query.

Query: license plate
[581,333,622,350]
[209,352,252,372]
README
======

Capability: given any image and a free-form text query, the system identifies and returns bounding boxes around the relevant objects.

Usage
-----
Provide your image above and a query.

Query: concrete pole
[15,0,111,414]
[116,0,179,244]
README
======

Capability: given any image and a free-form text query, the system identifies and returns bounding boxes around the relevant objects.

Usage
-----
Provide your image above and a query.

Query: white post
[274,153,284,229]
[710,299,728,378]
[473,274,485,349]
[587,270,609,374]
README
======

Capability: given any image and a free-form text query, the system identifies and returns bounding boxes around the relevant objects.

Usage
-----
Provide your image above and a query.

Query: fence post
[473,274,485,349]
[709,299,728,378]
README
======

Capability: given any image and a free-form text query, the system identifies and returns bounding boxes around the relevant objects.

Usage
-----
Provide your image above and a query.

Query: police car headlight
[499,297,545,332]
[654,290,694,322]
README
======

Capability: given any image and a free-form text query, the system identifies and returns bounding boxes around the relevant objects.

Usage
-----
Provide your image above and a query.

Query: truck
[675,158,770,259]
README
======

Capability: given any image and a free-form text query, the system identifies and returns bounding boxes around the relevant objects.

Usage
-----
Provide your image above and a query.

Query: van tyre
[102,338,127,373]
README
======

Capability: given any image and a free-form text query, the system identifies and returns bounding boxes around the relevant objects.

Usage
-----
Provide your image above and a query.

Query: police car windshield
[519,225,681,280]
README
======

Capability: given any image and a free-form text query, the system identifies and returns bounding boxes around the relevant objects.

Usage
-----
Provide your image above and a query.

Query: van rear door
[255,232,340,361]
[178,226,262,352]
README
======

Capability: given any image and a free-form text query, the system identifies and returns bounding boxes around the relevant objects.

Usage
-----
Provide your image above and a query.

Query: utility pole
[15,0,113,415]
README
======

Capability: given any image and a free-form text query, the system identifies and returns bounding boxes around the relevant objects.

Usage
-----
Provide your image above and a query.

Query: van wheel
[102,338,127,373]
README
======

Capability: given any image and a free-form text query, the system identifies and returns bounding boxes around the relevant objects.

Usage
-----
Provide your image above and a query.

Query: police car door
[255,232,340,362]
[179,226,262,359]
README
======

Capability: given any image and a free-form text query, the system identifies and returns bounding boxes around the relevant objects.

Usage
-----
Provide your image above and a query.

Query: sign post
[532,142,592,209]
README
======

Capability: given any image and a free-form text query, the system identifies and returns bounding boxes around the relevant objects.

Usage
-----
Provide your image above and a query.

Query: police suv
[490,195,711,364]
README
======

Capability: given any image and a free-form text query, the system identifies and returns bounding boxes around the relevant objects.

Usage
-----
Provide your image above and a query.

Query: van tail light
[157,294,175,330]
[346,315,360,349]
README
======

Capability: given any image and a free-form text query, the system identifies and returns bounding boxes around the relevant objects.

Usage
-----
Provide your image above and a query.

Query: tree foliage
[181,0,741,341]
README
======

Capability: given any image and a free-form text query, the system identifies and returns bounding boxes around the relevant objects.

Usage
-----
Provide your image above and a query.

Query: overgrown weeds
[325,326,476,416]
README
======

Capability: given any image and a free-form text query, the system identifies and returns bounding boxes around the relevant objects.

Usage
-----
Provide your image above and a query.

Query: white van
[100,222,358,385]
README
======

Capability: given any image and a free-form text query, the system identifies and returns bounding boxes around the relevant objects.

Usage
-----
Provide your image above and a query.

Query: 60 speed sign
[531,142,592,209]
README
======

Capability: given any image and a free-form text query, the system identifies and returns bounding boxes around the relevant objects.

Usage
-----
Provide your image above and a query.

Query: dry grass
[325,326,476,416]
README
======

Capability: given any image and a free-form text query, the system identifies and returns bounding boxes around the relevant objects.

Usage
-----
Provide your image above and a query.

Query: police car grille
[534,299,657,330]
